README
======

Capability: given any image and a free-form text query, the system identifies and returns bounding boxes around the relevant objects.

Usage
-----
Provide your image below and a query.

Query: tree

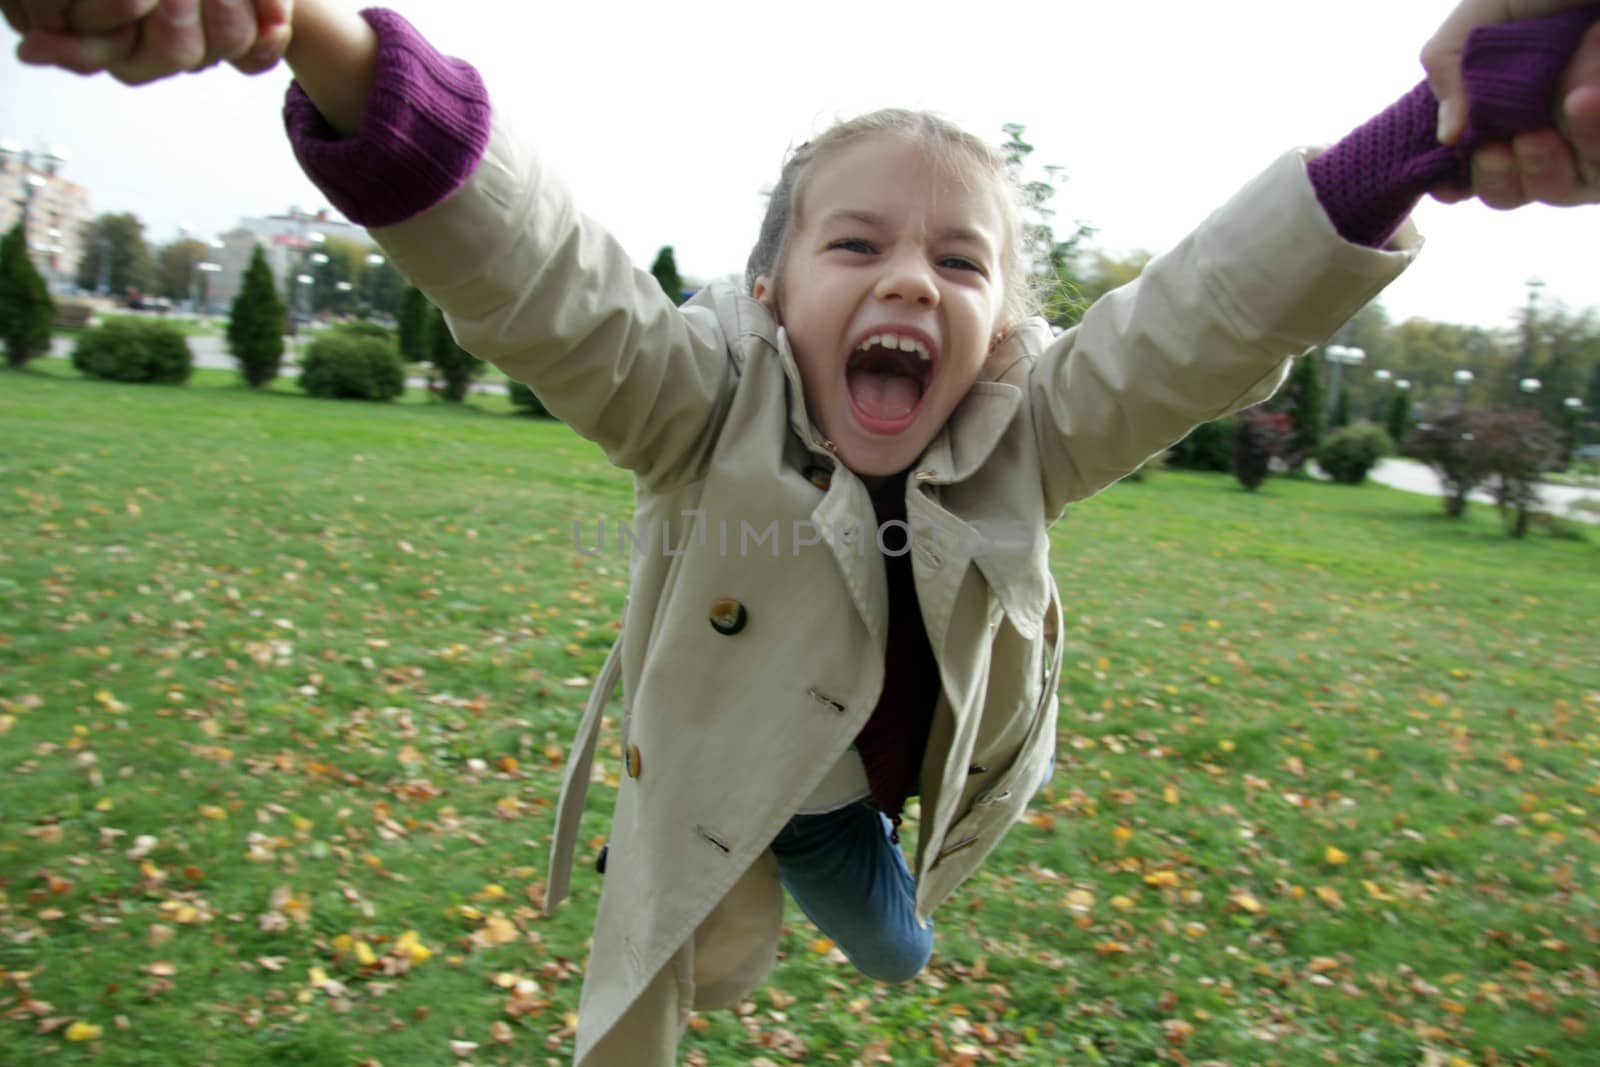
[650,246,684,305]
[75,213,152,298]
[0,221,54,367]
[1076,250,1152,307]
[1386,389,1412,446]
[397,286,428,364]
[358,255,404,318]
[1472,409,1563,538]
[154,238,207,303]
[310,236,363,316]
[999,123,1095,329]
[226,245,286,387]
[425,304,481,402]
[1271,352,1322,471]
[1408,409,1490,518]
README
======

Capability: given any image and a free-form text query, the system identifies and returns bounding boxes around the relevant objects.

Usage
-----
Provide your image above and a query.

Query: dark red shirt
[853,473,941,824]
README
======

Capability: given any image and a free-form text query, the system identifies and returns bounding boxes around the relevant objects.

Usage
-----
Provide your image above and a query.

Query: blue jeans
[770,801,933,983]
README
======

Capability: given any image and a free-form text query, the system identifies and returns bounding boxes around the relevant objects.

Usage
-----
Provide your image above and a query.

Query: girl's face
[755,135,1008,477]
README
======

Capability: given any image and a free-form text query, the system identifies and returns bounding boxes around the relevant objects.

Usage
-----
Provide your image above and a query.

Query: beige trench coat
[369,113,1419,1065]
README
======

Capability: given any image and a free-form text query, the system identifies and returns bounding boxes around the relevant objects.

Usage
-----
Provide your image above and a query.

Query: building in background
[0,140,91,293]
[205,207,376,315]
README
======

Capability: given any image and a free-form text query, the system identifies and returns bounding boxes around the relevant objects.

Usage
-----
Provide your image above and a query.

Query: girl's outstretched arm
[281,0,376,135]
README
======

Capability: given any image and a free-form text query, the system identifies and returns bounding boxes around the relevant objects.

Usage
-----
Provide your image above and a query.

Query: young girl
[11,2,1599,1063]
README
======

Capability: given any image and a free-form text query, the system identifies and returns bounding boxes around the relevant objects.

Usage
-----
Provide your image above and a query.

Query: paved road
[51,331,510,395]
[1366,457,1600,525]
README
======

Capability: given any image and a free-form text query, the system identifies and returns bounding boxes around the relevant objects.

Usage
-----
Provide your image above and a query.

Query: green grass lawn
[2,367,1596,1067]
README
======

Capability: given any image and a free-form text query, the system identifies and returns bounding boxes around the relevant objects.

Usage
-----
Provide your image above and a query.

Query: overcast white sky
[2,0,1596,331]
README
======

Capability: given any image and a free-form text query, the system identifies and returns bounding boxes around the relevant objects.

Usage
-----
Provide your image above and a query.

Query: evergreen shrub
[1168,417,1236,472]
[227,245,286,387]
[298,333,405,400]
[507,380,553,418]
[71,318,192,383]
[1317,423,1392,484]
[0,221,54,367]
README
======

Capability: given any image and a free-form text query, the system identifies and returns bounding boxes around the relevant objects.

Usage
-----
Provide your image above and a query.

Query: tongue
[848,369,920,421]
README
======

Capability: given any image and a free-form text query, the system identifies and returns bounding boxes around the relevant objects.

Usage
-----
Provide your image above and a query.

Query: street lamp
[1452,368,1474,406]
[1519,378,1542,402]
[194,261,222,316]
[1325,344,1366,421]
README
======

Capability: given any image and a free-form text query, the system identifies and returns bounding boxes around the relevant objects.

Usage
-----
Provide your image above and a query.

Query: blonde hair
[745,109,1040,330]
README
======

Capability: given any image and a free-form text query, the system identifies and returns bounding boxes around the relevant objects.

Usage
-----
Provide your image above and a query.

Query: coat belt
[545,635,624,914]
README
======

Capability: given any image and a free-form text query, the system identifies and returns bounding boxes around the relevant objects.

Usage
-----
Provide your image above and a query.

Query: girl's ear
[752,275,776,312]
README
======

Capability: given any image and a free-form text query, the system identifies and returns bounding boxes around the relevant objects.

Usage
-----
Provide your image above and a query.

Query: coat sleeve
[370,114,736,490]
[1029,148,1420,517]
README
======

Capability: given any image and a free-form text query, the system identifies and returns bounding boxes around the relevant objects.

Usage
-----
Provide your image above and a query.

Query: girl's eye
[829,238,875,254]
[940,256,982,272]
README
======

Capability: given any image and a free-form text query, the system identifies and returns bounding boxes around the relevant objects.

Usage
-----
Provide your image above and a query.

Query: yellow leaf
[1064,889,1095,911]
[810,937,835,954]
[198,805,228,821]
[65,1021,103,1042]
[1182,921,1207,939]
[1163,784,1180,805]
[1362,879,1392,901]
[1231,891,1263,915]
[308,966,330,988]
[1110,895,1135,911]
[1217,740,1236,753]
[1314,885,1345,908]
[1112,825,1133,844]
[355,942,377,966]
[93,797,115,812]
[1324,846,1349,865]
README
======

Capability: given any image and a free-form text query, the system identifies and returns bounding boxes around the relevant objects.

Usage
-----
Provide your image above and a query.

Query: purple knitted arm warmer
[282,9,490,229]
[1309,5,1599,248]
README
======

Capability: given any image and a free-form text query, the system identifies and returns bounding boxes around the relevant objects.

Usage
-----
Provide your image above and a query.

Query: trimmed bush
[71,318,193,384]
[1168,416,1236,472]
[298,333,405,401]
[330,320,393,342]
[507,380,553,418]
[1317,422,1393,485]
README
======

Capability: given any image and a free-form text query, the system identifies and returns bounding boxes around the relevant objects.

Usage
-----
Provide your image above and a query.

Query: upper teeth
[861,333,931,361]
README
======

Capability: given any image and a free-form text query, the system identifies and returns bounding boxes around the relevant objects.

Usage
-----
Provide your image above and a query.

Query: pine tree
[398,286,428,363]
[1386,390,1412,446]
[226,245,286,387]
[425,304,481,402]
[0,222,55,368]
[1273,352,1323,470]
[650,246,684,305]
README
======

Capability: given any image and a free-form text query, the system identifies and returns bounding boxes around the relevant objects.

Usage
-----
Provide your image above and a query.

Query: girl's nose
[874,255,938,307]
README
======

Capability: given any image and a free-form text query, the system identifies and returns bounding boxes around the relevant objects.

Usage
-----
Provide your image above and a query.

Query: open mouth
[845,331,934,433]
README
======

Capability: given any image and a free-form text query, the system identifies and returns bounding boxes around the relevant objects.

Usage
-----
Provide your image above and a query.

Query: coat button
[595,843,608,874]
[803,464,832,491]
[709,598,748,635]
[626,743,643,779]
